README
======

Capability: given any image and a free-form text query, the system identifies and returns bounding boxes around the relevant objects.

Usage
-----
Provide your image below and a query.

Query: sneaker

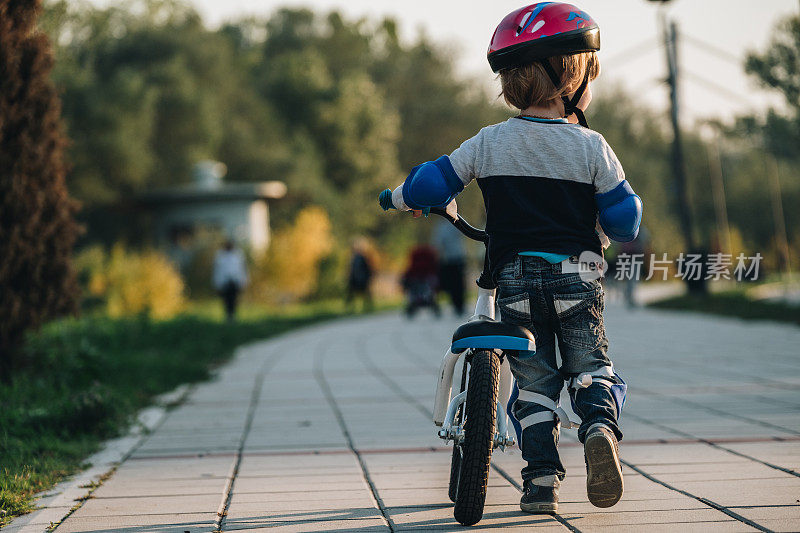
[584,423,624,508]
[520,476,559,514]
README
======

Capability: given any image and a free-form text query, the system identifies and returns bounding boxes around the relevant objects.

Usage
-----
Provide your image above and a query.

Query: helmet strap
[540,59,590,128]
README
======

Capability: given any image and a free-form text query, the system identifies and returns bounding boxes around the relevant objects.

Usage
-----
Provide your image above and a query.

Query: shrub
[250,206,333,301]
[75,244,185,318]
[313,249,348,300]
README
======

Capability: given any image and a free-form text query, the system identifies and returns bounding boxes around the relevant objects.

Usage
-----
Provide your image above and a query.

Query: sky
[97,0,799,123]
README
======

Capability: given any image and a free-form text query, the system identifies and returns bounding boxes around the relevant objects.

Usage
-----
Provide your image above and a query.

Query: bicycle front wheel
[453,349,500,526]
[448,437,461,503]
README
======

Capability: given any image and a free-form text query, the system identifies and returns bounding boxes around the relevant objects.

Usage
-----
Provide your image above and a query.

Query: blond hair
[500,52,600,111]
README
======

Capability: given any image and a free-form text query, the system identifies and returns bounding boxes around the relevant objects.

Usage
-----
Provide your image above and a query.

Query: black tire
[448,443,461,503]
[453,350,500,526]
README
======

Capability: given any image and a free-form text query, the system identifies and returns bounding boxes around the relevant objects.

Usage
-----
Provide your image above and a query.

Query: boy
[380,3,642,513]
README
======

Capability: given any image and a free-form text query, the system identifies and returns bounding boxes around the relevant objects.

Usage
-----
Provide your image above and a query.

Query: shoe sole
[520,501,557,514]
[585,431,624,508]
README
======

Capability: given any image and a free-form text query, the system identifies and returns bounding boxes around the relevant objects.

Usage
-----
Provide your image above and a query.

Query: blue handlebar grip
[379,188,395,211]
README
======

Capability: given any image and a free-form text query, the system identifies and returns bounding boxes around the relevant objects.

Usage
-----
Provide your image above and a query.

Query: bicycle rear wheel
[453,349,500,526]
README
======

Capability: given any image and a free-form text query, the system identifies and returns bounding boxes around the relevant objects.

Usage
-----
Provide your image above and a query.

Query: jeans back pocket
[497,291,531,325]
[552,284,605,351]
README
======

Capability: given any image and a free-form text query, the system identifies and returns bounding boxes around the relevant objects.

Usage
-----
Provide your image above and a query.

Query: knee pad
[506,379,579,450]
[567,365,627,418]
[506,380,522,446]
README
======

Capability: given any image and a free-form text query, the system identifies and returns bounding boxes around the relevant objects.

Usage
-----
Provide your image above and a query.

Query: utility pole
[662,17,705,292]
[766,155,792,279]
[664,21,695,252]
[706,132,731,255]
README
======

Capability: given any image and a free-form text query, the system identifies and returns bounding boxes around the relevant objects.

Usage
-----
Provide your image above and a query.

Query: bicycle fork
[434,350,516,449]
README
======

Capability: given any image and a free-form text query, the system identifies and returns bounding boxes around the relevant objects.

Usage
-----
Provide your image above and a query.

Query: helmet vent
[516,3,552,36]
[516,12,531,36]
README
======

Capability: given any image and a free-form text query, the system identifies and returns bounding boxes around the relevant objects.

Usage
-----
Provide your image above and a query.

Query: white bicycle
[381,194,537,525]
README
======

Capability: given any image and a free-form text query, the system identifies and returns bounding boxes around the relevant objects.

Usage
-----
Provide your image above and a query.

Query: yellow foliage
[726,226,748,257]
[251,206,333,301]
[74,245,107,296]
[75,244,185,319]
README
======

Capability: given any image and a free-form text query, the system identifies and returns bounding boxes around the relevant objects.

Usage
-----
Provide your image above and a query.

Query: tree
[746,14,800,112]
[251,10,507,240]
[739,13,800,269]
[44,1,237,202]
[743,13,800,159]
[0,0,80,380]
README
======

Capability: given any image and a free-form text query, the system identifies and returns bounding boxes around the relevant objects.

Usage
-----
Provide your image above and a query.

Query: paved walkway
[10,304,800,532]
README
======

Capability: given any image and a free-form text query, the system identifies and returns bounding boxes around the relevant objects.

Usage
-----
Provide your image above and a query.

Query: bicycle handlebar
[428,207,488,243]
[379,188,495,288]
[379,188,488,243]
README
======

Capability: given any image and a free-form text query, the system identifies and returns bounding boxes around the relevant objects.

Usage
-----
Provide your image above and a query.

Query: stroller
[402,245,441,318]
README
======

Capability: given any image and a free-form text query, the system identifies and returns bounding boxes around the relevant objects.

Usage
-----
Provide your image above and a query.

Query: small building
[137,161,286,270]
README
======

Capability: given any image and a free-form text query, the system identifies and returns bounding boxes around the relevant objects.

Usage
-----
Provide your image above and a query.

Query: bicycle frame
[425,202,517,450]
[433,287,516,449]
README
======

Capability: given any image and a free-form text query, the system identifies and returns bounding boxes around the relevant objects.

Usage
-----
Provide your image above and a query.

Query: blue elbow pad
[402,156,464,210]
[596,180,643,242]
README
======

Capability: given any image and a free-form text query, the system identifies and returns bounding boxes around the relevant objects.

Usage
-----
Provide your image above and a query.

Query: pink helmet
[487,2,600,127]
[487,2,600,72]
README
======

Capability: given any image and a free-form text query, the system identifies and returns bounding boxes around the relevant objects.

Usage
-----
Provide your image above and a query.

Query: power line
[681,33,743,66]
[682,69,755,106]
[628,76,666,97]
[602,37,663,67]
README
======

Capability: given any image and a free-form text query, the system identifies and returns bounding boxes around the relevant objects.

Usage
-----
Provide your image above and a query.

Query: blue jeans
[496,256,623,482]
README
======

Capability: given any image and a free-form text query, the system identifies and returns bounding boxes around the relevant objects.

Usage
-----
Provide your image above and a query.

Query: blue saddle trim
[451,335,536,353]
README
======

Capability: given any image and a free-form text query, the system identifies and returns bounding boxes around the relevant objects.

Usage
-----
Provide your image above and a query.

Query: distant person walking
[402,244,441,318]
[213,240,248,320]
[618,227,649,308]
[346,239,374,312]
[432,219,467,315]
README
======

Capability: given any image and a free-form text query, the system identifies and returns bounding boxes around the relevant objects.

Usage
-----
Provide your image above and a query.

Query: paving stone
[562,507,744,527]
[227,500,379,514]
[563,522,755,533]
[556,497,706,514]
[388,504,565,530]
[232,476,369,493]
[727,504,800,521]
[749,518,800,532]
[223,518,388,532]
[54,512,217,533]
[229,488,374,504]
[67,494,221,518]
[92,478,228,498]
[224,505,382,524]
[109,456,235,481]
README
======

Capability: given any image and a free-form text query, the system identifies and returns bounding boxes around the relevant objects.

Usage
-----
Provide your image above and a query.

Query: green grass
[649,290,800,326]
[0,299,388,526]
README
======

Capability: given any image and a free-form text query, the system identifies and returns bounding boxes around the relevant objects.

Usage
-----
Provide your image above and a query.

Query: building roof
[138,181,287,206]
